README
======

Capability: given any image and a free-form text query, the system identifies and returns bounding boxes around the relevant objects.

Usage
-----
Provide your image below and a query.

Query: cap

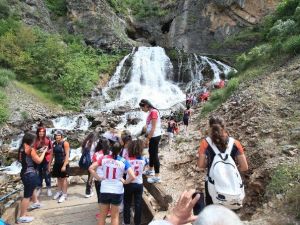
[54,130,64,136]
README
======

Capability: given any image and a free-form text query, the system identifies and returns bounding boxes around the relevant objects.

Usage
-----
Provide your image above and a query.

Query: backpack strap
[206,137,235,161]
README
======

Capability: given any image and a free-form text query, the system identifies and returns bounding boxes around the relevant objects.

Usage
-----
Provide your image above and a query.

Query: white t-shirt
[97,155,131,194]
[92,150,104,177]
[126,156,147,184]
[146,108,161,137]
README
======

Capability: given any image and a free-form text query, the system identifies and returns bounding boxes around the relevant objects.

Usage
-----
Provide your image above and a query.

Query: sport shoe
[17,216,34,223]
[47,188,52,197]
[58,194,67,203]
[28,202,42,210]
[53,191,62,200]
[147,177,161,183]
[85,191,94,198]
[143,170,155,176]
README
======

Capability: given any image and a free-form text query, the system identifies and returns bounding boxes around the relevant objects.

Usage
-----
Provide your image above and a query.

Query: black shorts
[21,172,39,198]
[99,193,123,206]
[52,163,70,178]
[183,118,189,126]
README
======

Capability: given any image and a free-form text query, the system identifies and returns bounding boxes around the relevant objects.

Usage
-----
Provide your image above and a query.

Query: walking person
[89,142,136,225]
[50,130,70,203]
[33,126,53,197]
[17,132,47,223]
[183,106,192,136]
[197,116,248,208]
[90,137,110,218]
[139,99,162,183]
[123,140,147,225]
[81,132,98,198]
[167,117,176,144]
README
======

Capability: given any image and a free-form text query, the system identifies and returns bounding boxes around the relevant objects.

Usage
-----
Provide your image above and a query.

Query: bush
[276,0,299,20]
[45,0,67,16]
[282,35,300,54]
[0,68,15,87]
[0,0,9,19]
[267,19,297,40]
[0,90,8,124]
[285,184,300,220]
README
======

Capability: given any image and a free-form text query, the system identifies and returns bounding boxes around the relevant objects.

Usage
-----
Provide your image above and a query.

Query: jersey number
[134,165,140,176]
[106,167,117,179]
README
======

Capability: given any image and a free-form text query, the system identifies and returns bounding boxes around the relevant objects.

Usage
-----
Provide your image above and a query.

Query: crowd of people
[16,96,249,225]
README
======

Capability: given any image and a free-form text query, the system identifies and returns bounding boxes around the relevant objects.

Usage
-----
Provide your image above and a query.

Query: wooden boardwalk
[18,184,99,225]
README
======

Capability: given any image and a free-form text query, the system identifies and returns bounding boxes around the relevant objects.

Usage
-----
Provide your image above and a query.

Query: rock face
[9,0,54,32]
[65,0,135,50]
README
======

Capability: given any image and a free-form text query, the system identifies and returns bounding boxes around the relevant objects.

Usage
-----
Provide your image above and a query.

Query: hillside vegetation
[0,0,126,123]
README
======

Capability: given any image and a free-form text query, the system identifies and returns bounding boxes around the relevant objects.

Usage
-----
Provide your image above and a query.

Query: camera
[192,192,205,215]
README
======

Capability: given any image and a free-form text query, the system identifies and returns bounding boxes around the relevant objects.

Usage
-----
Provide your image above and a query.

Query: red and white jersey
[146,108,161,137]
[126,156,147,184]
[97,155,131,194]
[92,150,105,177]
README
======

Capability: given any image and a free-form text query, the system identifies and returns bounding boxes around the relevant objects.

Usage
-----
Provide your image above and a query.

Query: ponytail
[210,124,227,151]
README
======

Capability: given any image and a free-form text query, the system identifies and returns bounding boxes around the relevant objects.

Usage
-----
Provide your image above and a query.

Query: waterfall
[102,46,186,110]
[52,115,90,131]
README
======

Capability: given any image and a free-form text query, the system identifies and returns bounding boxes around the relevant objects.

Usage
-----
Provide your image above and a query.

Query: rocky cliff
[9,0,280,55]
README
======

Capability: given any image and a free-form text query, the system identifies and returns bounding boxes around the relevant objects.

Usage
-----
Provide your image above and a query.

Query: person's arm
[197,139,208,170]
[121,167,136,184]
[89,161,103,181]
[61,141,70,172]
[47,141,53,172]
[149,190,200,225]
[234,140,248,172]
[237,154,248,172]
[31,148,47,164]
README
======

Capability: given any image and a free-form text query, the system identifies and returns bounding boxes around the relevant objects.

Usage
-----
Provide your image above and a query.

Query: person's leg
[62,177,68,194]
[85,171,92,195]
[94,180,101,209]
[149,136,161,176]
[110,204,120,225]
[148,146,154,172]
[20,198,31,217]
[57,178,62,192]
[133,184,143,225]
[44,161,51,189]
[37,164,43,189]
[98,204,110,225]
[123,184,133,225]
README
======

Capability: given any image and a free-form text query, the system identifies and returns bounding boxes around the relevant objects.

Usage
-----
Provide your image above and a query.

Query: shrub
[45,0,67,16]
[276,0,299,20]
[0,68,15,87]
[267,19,297,40]
[0,90,8,124]
[282,35,300,54]
[0,0,9,19]
[285,184,300,219]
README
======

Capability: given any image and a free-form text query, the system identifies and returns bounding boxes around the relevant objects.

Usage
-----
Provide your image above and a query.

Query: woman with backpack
[123,139,147,225]
[33,126,53,197]
[183,106,192,136]
[139,99,162,183]
[80,132,98,198]
[17,132,47,223]
[50,130,70,203]
[197,116,248,208]
[89,142,135,225]
[89,137,110,218]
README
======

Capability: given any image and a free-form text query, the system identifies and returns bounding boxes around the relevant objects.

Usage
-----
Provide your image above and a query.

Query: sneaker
[85,191,94,198]
[58,194,67,203]
[147,177,161,183]
[28,202,42,210]
[47,188,52,197]
[53,191,62,200]
[17,216,34,223]
[143,170,155,176]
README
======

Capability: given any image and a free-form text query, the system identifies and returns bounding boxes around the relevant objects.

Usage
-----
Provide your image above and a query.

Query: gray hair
[194,205,243,225]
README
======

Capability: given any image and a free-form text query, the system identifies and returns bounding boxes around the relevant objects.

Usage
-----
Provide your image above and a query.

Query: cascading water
[102,47,186,111]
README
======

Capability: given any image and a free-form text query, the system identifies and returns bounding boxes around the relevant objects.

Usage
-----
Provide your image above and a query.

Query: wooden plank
[141,193,155,225]
[143,175,172,210]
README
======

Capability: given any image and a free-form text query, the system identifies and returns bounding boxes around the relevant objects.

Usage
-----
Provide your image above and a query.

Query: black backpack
[79,147,92,170]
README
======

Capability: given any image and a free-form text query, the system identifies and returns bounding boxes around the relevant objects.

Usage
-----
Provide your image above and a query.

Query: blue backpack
[79,147,92,170]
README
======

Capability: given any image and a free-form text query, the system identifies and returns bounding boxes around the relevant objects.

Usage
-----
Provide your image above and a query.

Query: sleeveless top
[19,147,37,176]
[53,141,66,164]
